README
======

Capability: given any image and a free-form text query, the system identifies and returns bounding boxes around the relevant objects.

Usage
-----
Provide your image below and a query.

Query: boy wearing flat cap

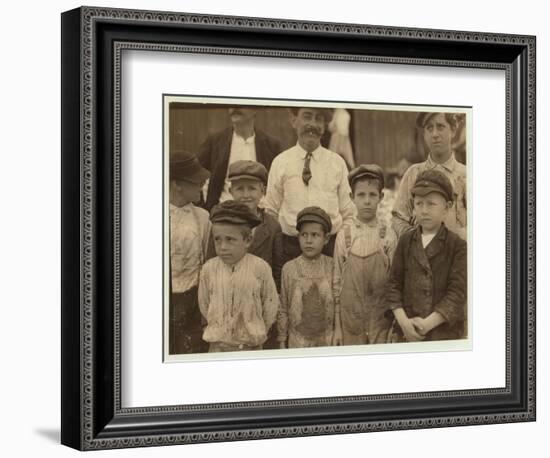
[277,206,335,349]
[206,160,284,291]
[385,170,467,342]
[198,200,280,353]
[392,112,467,240]
[169,151,211,354]
[333,164,397,346]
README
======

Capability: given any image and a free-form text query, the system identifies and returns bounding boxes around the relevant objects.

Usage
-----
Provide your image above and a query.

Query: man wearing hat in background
[333,164,397,346]
[197,106,282,211]
[392,112,467,240]
[169,151,211,354]
[265,106,355,266]
[198,200,280,353]
[385,169,467,342]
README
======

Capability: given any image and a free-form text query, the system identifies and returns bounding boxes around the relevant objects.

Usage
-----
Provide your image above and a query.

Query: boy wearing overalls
[333,165,397,346]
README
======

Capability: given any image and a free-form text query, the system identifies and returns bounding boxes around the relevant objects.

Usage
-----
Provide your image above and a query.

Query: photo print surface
[163,96,471,362]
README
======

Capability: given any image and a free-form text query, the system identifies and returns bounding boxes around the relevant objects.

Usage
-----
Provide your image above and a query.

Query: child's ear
[380,190,385,201]
[244,233,254,247]
[446,200,453,210]
[349,191,354,199]
[323,232,331,246]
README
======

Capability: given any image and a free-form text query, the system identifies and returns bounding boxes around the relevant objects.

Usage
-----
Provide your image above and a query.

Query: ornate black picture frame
[61,6,536,450]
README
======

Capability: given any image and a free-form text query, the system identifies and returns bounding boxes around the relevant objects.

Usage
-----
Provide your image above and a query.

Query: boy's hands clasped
[400,317,425,342]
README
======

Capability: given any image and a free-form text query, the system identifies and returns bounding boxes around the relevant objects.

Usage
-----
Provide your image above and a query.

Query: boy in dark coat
[385,169,467,342]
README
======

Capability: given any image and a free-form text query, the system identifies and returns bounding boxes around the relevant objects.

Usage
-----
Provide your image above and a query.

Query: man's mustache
[302,125,322,136]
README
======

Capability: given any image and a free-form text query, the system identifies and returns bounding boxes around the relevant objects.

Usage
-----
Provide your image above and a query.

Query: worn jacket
[206,209,284,291]
[385,224,467,341]
[197,127,282,210]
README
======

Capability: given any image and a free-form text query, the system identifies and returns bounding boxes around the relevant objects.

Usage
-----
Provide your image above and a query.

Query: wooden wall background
[169,103,466,170]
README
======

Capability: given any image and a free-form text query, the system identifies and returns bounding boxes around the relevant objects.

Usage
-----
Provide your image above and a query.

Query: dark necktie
[302,152,313,185]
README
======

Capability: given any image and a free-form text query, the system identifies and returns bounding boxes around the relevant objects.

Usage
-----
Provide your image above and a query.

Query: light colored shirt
[391,154,467,240]
[421,232,437,248]
[170,203,211,293]
[198,253,279,347]
[212,131,258,203]
[264,143,355,236]
[332,217,397,308]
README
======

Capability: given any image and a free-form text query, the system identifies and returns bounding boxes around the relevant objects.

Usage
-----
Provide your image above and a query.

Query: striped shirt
[198,254,279,347]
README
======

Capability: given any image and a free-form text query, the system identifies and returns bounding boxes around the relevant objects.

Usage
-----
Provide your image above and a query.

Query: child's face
[212,223,252,266]
[423,113,455,160]
[351,179,383,223]
[413,192,451,233]
[298,222,330,259]
[229,179,264,213]
[170,179,202,207]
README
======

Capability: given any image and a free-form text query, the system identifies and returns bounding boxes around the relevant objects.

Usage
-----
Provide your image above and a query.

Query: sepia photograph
[163,96,471,361]
[59,3,536,451]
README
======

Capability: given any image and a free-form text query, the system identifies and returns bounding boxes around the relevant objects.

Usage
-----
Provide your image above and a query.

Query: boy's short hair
[411,170,454,202]
[296,206,332,234]
[210,200,262,228]
[416,112,459,130]
[348,164,385,193]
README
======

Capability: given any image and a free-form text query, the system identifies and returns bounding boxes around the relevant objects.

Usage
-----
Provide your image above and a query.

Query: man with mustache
[197,106,282,211]
[265,107,355,265]
[392,112,467,240]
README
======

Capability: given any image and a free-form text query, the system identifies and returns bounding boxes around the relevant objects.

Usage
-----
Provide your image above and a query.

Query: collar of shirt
[426,153,457,173]
[413,223,447,241]
[221,253,249,273]
[296,142,323,161]
[352,216,378,229]
[232,131,256,145]
[170,202,193,213]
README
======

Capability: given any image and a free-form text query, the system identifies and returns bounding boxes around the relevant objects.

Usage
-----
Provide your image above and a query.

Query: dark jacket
[197,127,282,211]
[206,209,284,291]
[385,224,467,341]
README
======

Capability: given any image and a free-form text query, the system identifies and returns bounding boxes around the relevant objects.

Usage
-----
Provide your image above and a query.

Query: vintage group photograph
[164,96,470,360]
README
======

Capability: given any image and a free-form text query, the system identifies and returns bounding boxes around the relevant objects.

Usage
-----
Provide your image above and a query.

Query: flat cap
[348,164,385,189]
[296,206,332,233]
[170,150,210,185]
[209,200,262,228]
[411,169,454,202]
[228,160,268,185]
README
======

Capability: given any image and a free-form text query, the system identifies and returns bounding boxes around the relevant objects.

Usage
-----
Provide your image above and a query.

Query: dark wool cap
[411,169,454,202]
[348,164,385,189]
[209,200,262,228]
[170,150,210,185]
[296,206,332,233]
[228,160,268,185]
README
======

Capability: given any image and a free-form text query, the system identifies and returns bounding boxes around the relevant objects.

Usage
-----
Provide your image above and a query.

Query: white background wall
[0,0,545,456]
